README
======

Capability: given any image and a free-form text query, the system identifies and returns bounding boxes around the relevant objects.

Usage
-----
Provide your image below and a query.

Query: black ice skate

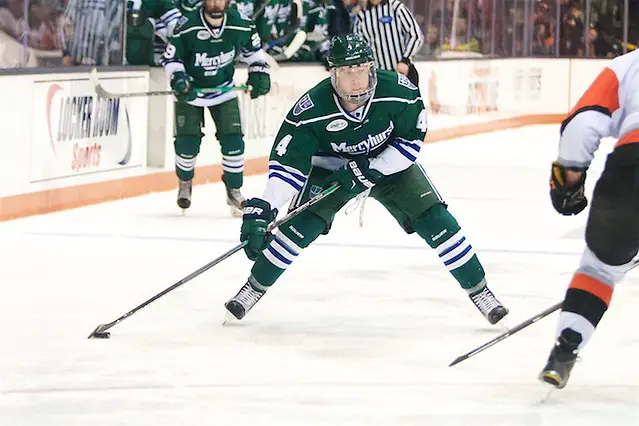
[177,179,192,210]
[469,286,509,325]
[539,328,582,389]
[224,282,266,320]
[225,186,247,217]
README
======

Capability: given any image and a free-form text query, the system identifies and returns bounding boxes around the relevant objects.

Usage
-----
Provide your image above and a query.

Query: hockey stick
[449,302,562,367]
[87,183,341,339]
[449,257,639,366]
[89,68,249,99]
[251,0,277,21]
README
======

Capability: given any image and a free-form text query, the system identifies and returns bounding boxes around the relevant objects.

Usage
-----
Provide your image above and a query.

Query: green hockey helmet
[327,34,377,106]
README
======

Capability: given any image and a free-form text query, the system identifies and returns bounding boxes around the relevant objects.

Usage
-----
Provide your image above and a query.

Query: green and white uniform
[126,0,182,65]
[249,70,487,298]
[270,0,331,62]
[225,33,508,327]
[161,7,268,186]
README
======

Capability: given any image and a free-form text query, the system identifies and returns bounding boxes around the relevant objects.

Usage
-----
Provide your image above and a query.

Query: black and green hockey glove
[170,71,197,102]
[550,161,588,215]
[247,63,271,99]
[241,198,278,260]
[328,157,383,196]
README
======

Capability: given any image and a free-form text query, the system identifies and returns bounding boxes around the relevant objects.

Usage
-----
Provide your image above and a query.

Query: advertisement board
[30,74,148,182]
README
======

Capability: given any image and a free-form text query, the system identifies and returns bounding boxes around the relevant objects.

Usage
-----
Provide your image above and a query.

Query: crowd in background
[0,0,636,67]
[407,0,636,58]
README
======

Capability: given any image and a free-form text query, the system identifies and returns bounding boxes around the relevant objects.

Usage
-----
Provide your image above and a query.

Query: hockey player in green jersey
[126,0,182,65]
[224,33,510,325]
[161,0,271,215]
[268,0,332,63]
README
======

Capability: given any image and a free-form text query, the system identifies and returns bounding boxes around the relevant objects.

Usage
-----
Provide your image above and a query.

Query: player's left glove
[247,63,271,99]
[328,157,383,196]
[550,161,588,215]
[240,198,278,260]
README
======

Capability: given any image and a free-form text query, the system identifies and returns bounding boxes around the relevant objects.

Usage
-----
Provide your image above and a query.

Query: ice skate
[177,179,192,212]
[225,185,247,217]
[539,328,582,389]
[224,282,266,320]
[469,286,509,325]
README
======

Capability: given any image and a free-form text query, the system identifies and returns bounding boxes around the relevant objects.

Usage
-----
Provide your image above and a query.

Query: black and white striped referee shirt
[353,0,423,71]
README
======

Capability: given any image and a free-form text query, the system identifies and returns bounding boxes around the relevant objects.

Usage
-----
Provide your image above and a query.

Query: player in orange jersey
[540,49,639,388]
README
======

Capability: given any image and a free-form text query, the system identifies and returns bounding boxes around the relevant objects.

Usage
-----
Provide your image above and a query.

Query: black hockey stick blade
[449,302,562,367]
[87,184,340,339]
[88,324,112,339]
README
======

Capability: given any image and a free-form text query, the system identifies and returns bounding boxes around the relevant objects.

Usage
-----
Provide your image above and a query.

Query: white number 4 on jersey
[276,134,293,156]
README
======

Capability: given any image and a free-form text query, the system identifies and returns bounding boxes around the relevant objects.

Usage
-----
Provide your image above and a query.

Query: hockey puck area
[92,331,111,339]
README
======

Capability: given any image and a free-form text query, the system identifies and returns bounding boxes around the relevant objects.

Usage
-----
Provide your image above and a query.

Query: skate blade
[181,208,187,216]
[497,317,509,332]
[222,310,238,325]
[538,383,556,404]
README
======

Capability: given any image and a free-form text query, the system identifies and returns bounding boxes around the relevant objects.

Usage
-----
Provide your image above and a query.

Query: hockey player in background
[161,0,271,215]
[539,49,639,389]
[267,0,333,63]
[125,0,182,65]
[223,33,509,325]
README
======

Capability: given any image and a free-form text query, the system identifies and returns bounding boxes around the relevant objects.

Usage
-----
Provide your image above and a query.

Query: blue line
[268,164,306,183]
[23,231,582,257]
[273,236,298,257]
[444,245,472,266]
[390,141,417,162]
[268,172,304,191]
[439,236,466,258]
[267,246,292,265]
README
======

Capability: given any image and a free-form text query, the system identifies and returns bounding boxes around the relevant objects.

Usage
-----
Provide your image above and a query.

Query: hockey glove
[241,198,278,261]
[550,161,588,215]
[247,63,271,99]
[170,71,197,102]
[328,157,383,196]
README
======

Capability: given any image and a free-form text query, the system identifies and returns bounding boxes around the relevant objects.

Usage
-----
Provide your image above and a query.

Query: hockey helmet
[327,33,377,106]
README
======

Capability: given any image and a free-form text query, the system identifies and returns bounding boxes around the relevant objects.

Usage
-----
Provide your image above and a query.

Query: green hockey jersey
[126,0,182,65]
[161,7,267,106]
[275,0,331,62]
[263,70,428,209]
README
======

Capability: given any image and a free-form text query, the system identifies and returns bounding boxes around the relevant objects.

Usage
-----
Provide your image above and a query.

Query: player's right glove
[550,161,588,215]
[328,157,383,196]
[240,198,278,260]
[170,71,197,102]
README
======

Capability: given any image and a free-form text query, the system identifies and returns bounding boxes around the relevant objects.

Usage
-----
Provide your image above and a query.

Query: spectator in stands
[0,0,27,40]
[26,0,59,49]
[532,22,552,56]
[442,15,480,53]
[588,23,617,58]
[422,25,440,57]
[561,1,584,56]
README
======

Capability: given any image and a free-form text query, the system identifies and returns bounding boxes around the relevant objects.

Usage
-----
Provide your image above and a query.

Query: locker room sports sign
[30,75,146,182]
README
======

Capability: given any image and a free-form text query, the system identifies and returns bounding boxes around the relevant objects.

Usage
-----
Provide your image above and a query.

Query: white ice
[1,124,639,426]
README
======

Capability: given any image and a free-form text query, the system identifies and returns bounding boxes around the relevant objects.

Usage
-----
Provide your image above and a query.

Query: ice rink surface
[2,124,639,425]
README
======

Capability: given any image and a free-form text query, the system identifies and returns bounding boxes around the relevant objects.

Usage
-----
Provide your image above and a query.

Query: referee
[353,0,423,86]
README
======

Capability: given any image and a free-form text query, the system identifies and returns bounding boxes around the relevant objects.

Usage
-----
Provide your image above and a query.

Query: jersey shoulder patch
[173,15,189,33]
[293,93,315,116]
[397,73,417,90]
